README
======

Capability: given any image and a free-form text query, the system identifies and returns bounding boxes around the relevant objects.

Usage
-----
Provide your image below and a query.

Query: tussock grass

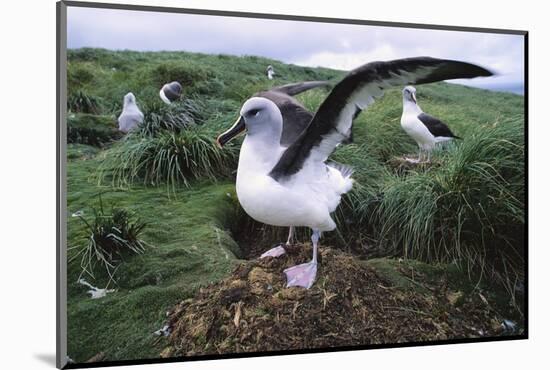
[298,86,525,300]
[98,128,237,192]
[355,116,524,300]
[98,96,237,192]
[139,98,207,136]
[70,196,149,280]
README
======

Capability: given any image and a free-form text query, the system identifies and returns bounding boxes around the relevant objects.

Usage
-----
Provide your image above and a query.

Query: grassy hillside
[65,48,525,363]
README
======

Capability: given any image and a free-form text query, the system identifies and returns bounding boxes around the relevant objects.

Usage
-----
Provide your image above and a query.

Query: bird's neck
[403,99,422,115]
[239,135,283,176]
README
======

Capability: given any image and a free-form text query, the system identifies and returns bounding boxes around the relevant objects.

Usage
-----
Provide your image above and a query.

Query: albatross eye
[249,109,260,117]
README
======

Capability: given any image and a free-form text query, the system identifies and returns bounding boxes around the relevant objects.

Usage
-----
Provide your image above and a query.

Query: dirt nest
[387,156,442,174]
[162,245,508,357]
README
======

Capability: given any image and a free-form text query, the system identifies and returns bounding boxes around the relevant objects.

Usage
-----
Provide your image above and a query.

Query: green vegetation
[138,98,206,136]
[67,113,121,146]
[66,48,524,362]
[67,158,240,361]
[98,127,237,191]
[68,89,102,114]
[71,196,150,280]
[67,48,340,115]
[333,85,525,293]
[96,98,238,192]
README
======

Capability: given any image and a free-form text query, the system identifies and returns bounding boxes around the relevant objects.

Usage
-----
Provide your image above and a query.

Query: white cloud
[292,44,398,70]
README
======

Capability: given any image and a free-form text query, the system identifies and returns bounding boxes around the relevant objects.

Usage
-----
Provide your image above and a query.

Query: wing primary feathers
[270,81,331,96]
[269,57,492,181]
[417,113,460,139]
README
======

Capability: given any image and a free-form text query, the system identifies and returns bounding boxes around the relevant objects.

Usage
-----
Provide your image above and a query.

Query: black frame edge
[57,1,69,369]
[63,0,527,35]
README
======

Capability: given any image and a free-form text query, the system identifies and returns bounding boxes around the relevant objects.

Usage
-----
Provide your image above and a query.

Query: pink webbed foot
[260,245,286,259]
[284,261,318,289]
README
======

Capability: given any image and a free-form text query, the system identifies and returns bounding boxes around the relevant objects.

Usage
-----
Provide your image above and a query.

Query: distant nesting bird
[217,57,492,289]
[117,92,143,133]
[401,86,461,162]
[160,81,183,104]
[266,65,275,80]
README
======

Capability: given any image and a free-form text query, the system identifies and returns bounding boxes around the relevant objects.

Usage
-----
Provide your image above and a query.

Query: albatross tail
[327,162,354,195]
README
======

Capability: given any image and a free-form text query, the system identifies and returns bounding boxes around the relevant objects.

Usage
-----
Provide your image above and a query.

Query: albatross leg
[283,229,319,289]
[405,148,422,163]
[286,226,295,246]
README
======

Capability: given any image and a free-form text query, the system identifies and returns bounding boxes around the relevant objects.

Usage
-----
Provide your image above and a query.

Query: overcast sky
[67,7,525,94]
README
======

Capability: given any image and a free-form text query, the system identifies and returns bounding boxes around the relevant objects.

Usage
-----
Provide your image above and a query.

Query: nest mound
[162,245,505,357]
[387,156,442,174]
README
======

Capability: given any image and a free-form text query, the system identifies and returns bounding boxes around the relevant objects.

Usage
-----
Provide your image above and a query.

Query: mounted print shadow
[57,1,527,368]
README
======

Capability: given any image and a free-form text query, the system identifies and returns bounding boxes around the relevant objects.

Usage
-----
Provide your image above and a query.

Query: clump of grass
[328,143,394,254]
[68,90,102,114]
[365,115,524,299]
[98,127,237,192]
[139,98,207,136]
[98,95,237,192]
[71,197,149,280]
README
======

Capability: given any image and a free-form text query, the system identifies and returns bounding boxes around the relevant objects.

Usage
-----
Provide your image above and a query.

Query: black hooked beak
[216,116,246,148]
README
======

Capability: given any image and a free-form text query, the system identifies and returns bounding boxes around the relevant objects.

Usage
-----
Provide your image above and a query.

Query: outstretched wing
[270,81,331,96]
[417,113,460,138]
[269,57,492,181]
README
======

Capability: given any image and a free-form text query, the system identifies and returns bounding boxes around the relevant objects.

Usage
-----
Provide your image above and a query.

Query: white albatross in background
[401,86,462,162]
[118,92,144,133]
[217,57,492,289]
[266,65,275,80]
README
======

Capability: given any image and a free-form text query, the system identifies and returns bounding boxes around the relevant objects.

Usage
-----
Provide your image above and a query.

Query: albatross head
[402,86,417,104]
[217,97,282,148]
[123,92,137,107]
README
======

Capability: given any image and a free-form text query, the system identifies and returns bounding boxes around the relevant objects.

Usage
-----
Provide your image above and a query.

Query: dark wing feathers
[270,81,331,96]
[255,81,332,147]
[255,90,314,147]
[417,113,460,139]
[269,57,492,181]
